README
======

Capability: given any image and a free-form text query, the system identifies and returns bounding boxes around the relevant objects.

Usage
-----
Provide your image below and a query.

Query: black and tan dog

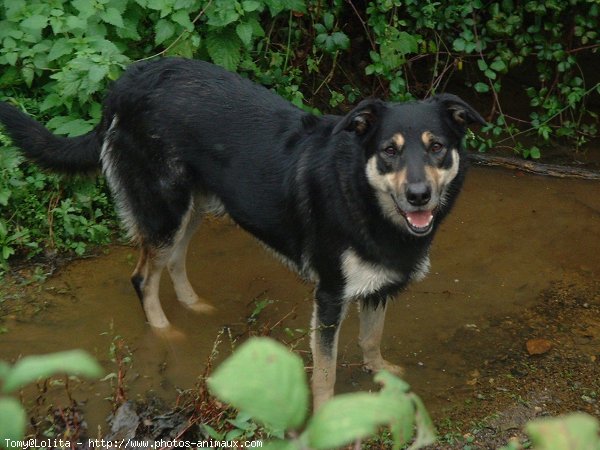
[0,57,484,408]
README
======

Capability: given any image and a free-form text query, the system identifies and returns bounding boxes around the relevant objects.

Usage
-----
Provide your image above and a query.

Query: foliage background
[0,0,598,267]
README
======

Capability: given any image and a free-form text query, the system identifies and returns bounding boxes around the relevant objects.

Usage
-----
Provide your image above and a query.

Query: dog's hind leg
[358,300,404,376]
[167,205,215,313]
[131,244,171,329]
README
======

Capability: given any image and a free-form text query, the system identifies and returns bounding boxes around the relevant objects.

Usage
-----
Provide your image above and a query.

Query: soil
[1,166,599,449]
[422,274,600,449]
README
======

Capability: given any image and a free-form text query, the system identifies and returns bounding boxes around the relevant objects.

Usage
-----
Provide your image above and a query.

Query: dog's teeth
[406,211,433,228]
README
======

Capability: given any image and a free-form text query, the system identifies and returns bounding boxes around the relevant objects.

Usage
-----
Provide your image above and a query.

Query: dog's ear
[433,93,486,127]
[332,98,384,135]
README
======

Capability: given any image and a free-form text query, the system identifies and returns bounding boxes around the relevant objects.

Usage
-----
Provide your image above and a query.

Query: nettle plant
[207,338,436,450]
[0,0,598,268]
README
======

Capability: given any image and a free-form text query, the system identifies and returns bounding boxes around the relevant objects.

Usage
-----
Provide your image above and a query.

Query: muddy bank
[1,166,599,445]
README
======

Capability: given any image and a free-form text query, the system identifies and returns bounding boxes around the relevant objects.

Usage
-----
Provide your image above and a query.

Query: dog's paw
[153,325,186,341]
[363,359,405,376]
[182,299,216,314]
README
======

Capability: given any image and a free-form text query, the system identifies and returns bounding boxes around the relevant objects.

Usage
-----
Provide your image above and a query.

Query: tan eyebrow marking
[421,131,435,146]
[392,133,405,147]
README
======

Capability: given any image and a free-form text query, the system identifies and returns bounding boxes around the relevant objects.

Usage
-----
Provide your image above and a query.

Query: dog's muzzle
[391,194,435,236]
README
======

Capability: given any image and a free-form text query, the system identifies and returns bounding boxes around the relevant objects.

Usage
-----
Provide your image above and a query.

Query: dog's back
[0,57,485,408]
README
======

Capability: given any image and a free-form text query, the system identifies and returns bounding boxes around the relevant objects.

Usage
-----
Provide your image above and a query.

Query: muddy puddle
[1,166,599,436]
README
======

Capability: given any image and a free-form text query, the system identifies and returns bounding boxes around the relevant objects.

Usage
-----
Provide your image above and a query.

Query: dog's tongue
[405,210,433,228]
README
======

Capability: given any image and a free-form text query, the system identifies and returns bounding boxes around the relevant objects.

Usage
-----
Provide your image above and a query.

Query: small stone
[526,338,553,355]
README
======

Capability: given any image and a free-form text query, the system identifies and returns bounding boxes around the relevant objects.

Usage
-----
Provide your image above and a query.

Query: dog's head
[333,94,485,236]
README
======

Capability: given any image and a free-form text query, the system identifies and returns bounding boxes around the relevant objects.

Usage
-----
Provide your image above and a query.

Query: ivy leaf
[206,28,241,71]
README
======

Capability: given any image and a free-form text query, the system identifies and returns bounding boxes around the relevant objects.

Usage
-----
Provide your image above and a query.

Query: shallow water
[1,166,599,429]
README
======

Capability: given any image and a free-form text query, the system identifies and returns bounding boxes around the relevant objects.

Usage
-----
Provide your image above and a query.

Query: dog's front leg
[310,288,346,410]
[358,300,404,376]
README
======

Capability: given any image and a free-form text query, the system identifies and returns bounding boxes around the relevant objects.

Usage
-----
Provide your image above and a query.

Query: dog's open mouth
[403,210,434,235]
[391,195,435,235]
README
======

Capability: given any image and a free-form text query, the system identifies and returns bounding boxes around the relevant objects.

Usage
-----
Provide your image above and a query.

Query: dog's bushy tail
[0,102,102,174]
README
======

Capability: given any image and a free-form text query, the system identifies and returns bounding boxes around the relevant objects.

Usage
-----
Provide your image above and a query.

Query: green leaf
[306,393,401,449]
[205,28,242,71]
[207,338,309,431]
[171,10,193,31]
[453,38,465,51]
[529,146,541,159]
[155,19,175,45]
[323,12,334,30]
[490,59,507,72]
[53,119,94,137]
[526,413,600,450]
[72,0,96,18]
[331,32,350,50]
[0,398,26,441]
[236,22,254,46]
[0,361,10,379]
[410,395,436,448]
[262,442,301,450]
[21,67,34,88]
[242,0,262,12]
[2,350,102,393]
[100,7,124,27]
[48,38,73,61]
[396,31,419,55]
[474,82,489,93]
[477,59,488,71]
[20,15,48,32]
[88,65,108,84]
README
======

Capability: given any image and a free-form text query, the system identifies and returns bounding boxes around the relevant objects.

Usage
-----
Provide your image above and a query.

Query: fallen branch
[468,153,600,180]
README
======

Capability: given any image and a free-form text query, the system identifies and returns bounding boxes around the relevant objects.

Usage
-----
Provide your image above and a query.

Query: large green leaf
[2,350,103,393]
[0,398,26,441]
[526,413,600,450]
[306,393,403,449]
[205,28,241,71]
[207,338,309,431]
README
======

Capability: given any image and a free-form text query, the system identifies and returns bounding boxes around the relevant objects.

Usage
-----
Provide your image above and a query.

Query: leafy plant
[498,413,600,450]
[207,337,436,449]
[1,0,598,268]
[0,350,102,441]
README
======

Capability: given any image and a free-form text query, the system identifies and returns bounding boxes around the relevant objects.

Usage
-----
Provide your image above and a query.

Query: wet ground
[1,166,599,446]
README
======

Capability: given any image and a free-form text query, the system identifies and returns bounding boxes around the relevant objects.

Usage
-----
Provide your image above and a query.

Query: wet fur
[0,57,484,408]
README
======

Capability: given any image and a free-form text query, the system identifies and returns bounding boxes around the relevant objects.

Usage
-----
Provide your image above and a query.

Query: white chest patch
[341,249,403,300]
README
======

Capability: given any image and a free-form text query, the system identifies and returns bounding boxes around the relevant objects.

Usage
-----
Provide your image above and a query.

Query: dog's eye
[430,142,444,153]
[383,146,397,156]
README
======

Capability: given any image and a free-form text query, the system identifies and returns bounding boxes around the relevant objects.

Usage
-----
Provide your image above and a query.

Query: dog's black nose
[406,182,431,206]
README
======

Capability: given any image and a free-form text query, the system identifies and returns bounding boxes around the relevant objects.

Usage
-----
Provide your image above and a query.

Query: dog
[0,57,484,408]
